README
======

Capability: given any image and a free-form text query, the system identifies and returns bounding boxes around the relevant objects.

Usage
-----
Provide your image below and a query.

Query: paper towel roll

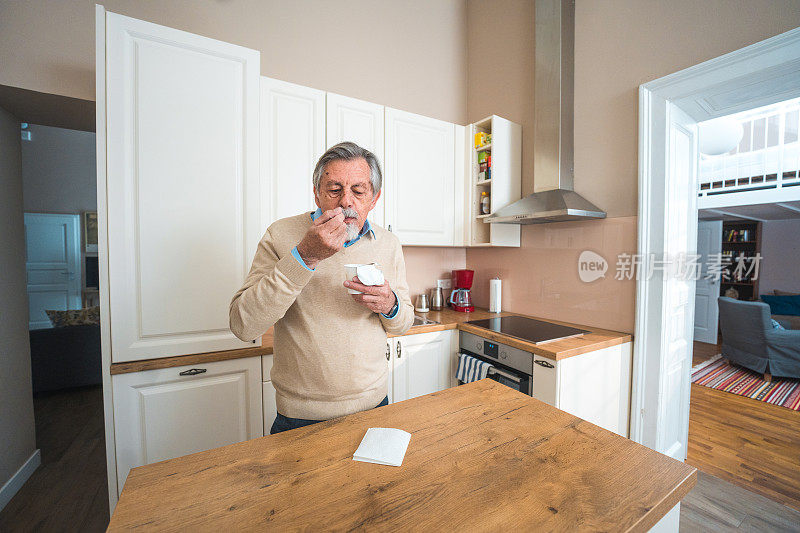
[489,278,502,313]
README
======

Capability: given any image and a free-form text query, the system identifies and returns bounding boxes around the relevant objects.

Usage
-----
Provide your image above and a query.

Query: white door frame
[632,26,800,452]
[95,4,118,512]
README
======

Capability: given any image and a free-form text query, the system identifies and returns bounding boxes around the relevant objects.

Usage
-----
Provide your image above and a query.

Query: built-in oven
[459,331,533,396]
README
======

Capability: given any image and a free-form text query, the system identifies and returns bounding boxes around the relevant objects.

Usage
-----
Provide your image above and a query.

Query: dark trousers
[270,396,389,435]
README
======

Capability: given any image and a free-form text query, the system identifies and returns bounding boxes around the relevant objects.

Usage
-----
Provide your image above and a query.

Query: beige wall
[760,219,800,296]
[468,216,637,332]
[403,247,467,303]
[0,0,468,125]
[22,124,97,213]
[466,0,800,332]
[0,105,37,491]
[466,0,535,194]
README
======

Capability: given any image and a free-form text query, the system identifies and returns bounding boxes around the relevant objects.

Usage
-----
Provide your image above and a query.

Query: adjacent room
[687,98,800,515]
[0,87,108,529]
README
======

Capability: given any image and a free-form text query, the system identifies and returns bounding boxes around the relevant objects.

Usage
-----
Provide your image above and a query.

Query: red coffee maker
[450,269,475,313]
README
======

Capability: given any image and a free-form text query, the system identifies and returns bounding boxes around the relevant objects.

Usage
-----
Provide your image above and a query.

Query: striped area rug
[691,354,800,411]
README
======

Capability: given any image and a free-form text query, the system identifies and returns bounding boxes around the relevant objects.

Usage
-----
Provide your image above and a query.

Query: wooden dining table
[107,379,696,532]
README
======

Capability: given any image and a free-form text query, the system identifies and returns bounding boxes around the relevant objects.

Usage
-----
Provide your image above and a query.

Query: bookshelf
[720,221,761,301]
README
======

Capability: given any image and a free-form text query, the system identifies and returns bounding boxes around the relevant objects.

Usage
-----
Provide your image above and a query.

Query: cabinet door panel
[557,344,631,436]
[105,13,260,362]
[261,77,325,226]
[385,108,455,245]
[326,93,385,228]
[393,331,452,401]
[112,357,262,494]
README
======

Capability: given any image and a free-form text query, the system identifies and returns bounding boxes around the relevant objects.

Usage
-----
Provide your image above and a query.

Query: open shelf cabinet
[467,115,521,247]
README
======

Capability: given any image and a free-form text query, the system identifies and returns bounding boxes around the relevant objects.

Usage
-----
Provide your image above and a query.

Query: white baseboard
[0,449,41,512]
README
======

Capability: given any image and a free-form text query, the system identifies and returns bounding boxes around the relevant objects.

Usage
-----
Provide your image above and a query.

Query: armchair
[717,297,800,380]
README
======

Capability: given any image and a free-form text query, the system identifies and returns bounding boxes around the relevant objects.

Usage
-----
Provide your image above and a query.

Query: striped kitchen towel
[456,353,493,384]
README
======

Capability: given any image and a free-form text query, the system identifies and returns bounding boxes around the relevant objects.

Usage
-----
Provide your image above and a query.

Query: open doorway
[686,98,800,511]
[0,87,108,531]
[634,25,800,523]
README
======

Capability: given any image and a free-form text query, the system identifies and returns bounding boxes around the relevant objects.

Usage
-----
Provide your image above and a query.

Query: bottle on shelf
[481,191,491,214]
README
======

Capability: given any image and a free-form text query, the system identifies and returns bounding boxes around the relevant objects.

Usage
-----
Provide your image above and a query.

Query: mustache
[341,207,359,219]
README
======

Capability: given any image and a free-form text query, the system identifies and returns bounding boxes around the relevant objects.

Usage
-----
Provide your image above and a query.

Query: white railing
[698,98,800,207]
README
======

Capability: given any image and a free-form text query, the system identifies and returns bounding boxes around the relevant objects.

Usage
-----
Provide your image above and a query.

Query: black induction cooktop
[466,316,588,345]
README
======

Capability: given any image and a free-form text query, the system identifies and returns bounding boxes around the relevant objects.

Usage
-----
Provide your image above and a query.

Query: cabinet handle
[179,368,207,376]
[386,343,391,361]
[396,340,402,359]
[534,360,554,369]
[388,224,392,232]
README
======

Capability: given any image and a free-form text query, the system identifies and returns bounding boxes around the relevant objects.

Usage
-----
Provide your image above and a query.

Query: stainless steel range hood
[487,0,606,225]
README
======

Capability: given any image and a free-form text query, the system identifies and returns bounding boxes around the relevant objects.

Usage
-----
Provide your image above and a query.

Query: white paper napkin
[352,428,411,467]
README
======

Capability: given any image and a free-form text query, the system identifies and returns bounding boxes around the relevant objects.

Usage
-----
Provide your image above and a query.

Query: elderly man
[229,142,413,434]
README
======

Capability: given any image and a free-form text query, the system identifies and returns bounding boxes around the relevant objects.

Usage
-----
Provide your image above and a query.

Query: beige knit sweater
[229,212,414,420]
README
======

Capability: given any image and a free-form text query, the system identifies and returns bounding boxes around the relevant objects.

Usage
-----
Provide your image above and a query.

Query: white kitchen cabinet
[111,357,263,495]
[390,330,458,403]
[102,12,261,362]
[326,93,385,228]
[384,108,456,246]
[532,343,632,437]
[261,77,326,227]
[262,353,277,433]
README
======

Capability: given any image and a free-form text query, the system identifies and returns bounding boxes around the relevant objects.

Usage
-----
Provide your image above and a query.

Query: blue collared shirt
[291,209,398,319]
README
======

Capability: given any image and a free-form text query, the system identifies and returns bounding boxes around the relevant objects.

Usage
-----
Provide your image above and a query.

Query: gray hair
[312,142,383,195]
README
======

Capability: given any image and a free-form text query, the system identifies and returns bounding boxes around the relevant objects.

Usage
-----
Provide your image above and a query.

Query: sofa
[718,297,800,379]
[765,290,800,330]
[29,324,102,393]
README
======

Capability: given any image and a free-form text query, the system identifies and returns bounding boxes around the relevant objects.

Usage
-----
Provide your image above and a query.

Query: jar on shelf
[481,191,491,214]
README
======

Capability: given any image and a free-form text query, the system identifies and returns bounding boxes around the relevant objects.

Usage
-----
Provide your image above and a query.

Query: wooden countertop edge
[110,312,632,374]
[627,468,698,532]
[387,322,459,337]
[109,345,273,375]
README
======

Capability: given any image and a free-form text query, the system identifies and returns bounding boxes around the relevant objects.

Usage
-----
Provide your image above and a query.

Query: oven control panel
[483,340,498,358]
[459,331,534,375]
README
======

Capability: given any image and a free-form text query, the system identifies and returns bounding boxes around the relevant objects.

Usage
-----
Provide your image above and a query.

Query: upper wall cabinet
[261,77,325,227]
[103,13,261,362]
[384,108,457,246]
[326,93,385,228]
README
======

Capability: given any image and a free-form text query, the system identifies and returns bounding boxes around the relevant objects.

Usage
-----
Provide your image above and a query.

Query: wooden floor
[688,341,800,511]
[0,386,108,532]
[681,471,800,531]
